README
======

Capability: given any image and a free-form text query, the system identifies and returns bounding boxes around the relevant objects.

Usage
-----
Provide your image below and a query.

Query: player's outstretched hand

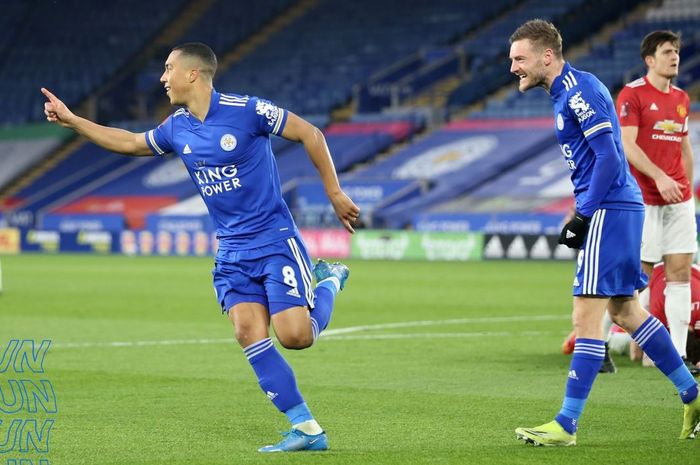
[655,173,684,204]
[329,190,360,234]
[41,87,76,128]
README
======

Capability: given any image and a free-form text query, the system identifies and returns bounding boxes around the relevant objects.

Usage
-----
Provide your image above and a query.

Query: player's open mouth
[165,86,171,93]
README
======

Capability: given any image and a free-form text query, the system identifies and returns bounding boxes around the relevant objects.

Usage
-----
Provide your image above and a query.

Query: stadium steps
[153,0,319,121]
[344,124,431,177]
[0,137,83,205]
[36,156,154,215]
[219,0,318,70]
[405,76,463,109]
[343,0,520,118]
[331,101,355,122]
[566,0,653,66]
[399,0,525,111]
[386,0,522,114]
[72,0,215,122]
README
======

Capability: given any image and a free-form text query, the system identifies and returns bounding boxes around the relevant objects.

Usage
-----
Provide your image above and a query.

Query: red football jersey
[649,263,700,335]
[616,76,691,205]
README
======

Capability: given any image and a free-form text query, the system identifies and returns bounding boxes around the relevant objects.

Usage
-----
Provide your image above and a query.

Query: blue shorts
[573,208,648,297]
[213,236,315,315]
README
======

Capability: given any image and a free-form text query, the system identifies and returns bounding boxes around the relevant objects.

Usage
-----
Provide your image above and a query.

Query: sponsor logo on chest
[652,119,683,142]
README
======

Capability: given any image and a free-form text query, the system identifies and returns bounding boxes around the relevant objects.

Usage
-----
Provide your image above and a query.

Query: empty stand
[0,0,188,125]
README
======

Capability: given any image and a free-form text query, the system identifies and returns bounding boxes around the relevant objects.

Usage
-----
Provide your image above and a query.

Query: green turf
[0,254,697,464]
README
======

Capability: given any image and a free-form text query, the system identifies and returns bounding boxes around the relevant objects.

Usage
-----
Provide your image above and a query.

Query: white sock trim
[318,277,340,293]
[293,419,323,435]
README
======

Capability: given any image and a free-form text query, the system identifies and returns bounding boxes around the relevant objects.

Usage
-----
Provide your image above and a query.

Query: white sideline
[51,314,569,349]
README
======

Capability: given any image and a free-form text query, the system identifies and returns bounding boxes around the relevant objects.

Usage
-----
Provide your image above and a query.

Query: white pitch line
[51,314,569,349]
[322,330,554,341]
[322,314,569,336]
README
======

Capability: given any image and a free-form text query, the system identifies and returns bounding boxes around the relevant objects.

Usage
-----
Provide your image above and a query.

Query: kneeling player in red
[631,263,700,373]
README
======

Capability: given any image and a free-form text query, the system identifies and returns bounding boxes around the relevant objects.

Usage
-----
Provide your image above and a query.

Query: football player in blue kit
[508,20,699,445]
[42,42,360,452]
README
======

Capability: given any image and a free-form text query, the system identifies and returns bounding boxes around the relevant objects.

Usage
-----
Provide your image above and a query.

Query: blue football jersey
[145,90,298,249]
[551,63,643,213]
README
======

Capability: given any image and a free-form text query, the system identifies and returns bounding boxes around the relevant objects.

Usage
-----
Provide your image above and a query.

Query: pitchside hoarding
[351,230,483,261]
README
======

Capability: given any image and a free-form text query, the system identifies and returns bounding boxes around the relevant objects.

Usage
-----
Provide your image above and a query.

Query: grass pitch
[0,254,697,464]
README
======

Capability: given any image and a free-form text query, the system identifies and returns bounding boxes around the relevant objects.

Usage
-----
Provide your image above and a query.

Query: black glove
[558,211,590,249]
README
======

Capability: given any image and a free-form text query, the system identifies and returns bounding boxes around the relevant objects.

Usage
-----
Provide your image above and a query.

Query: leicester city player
[508,20,699,445]
[42,42,360,452]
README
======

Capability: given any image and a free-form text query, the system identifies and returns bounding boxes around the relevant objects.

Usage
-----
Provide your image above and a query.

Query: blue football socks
[633,316,698,404]
[244,338,305,412]
[555,338,605,434]
[310,285,335,342]
[284,402,314,425]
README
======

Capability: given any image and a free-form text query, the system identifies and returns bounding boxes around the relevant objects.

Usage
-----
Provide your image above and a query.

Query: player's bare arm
[621,125,683,203]
[41,87,153,157]
[681,135,694,193]
[281,112,360,233]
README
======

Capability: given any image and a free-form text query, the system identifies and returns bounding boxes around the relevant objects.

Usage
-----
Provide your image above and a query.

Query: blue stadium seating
[356,0,518,111]
[448,0,641,112]
[4,0,700,233]
[0,0,188,125]
[11,143,133,214]
[347,119,556,228]
[217,0,500,115]
[8,119,416,229]
[471,14,700,119]
[132,0,297,124]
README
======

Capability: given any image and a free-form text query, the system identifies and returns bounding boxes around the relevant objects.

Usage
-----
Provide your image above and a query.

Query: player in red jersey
[562,263,700,372]
[616,30,697,370]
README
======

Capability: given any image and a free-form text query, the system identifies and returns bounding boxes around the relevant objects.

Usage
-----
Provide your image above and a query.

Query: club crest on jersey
[557,113,564,130]
[619,102,629,118]
[677,104,687,118]
[220,134,237,152]
[255,100,280,127]
[568,91,595,123]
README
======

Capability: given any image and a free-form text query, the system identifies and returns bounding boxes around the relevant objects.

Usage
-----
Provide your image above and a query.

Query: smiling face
[646,41,680,80]
[160,50,195,106]
[509,39,550,93]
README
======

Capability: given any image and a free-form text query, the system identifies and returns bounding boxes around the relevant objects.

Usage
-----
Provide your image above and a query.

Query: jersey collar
[550,62,572,98]
[643,76,673,95]
[206,88,220,120]
[184,89,220,125]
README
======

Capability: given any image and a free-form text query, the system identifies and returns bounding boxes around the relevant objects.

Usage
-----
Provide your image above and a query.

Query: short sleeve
[145,115,175,156]
[248,96,288,136]
[566,80,614,140]
[616,86,640,128]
